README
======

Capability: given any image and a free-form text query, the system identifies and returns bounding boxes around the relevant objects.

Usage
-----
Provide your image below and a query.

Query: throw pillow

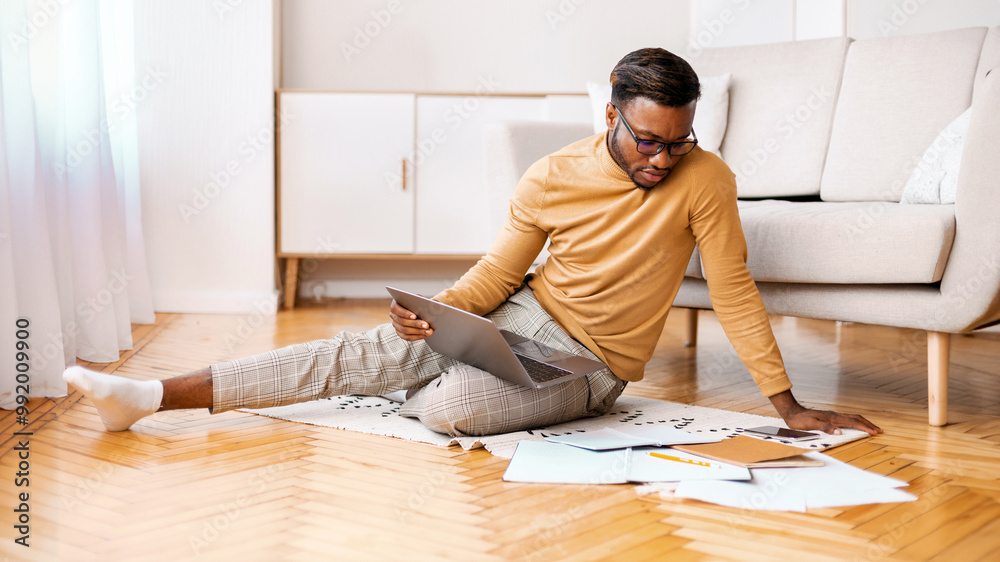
[693,73,731,157]
[585,73,732,157]
[900,107,972,205]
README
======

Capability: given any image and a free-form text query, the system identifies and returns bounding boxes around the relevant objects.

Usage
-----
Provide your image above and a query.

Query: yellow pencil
[649,451,718,468]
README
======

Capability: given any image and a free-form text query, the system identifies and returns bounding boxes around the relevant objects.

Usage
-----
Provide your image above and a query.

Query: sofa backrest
[690,37,851,199]
[820,27,988,202]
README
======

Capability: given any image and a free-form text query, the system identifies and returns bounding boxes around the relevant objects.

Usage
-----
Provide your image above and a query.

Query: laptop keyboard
[516,354,574,383]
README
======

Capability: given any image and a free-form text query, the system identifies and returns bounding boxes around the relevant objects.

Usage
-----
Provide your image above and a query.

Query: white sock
[63,366,163,431]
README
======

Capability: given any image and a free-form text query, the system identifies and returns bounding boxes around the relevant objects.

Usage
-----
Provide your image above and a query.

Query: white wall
[796,0,847,40]
[688,0,846,48]
[689,0,795,49]
[134,0,278,313]
[847,0,1000,39]
[691,0,999,47]
[281,0,692,93]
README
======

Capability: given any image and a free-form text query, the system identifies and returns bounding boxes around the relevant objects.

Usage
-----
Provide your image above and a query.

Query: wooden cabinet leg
[283,258,300,310]
[927,331,950,427]
[685,308,699,348]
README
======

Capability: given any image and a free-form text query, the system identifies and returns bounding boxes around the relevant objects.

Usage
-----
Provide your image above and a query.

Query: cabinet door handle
[401,158,407,191]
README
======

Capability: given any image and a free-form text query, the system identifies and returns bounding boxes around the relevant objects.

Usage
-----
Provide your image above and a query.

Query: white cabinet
[278,92,416,254]
[276,90,590,307]
[414,96,548,254]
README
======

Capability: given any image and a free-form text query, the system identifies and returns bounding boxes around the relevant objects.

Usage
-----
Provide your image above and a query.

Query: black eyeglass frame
[611,102,698,156]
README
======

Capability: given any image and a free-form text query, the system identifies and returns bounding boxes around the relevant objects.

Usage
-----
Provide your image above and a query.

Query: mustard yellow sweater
[435,132,792,398]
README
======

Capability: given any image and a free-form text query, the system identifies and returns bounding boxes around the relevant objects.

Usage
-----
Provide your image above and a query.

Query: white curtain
[0,0,154,409]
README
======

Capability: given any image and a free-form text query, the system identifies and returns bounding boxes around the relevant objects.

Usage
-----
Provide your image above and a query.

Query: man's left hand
[769,390,882,436]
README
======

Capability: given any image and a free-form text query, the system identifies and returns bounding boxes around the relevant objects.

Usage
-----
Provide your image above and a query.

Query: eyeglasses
[612,103,698,156]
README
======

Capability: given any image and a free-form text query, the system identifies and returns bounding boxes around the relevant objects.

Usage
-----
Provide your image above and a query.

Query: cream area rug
[241,395,869,459]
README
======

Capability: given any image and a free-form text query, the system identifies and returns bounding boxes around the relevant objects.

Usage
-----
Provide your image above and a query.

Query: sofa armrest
[938,67,1000,331]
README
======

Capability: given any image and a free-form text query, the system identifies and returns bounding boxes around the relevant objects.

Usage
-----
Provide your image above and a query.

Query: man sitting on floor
[65,48,882,438]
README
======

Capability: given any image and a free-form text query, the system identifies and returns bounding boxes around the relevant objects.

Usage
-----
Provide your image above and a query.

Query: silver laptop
[386,286,607,389]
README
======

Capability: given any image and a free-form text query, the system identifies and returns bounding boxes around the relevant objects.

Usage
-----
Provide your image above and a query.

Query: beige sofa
[485,26,1000,426]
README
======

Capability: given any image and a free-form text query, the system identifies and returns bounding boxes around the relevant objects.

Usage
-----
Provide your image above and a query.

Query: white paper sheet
[503,441,631,484]
[502,441,750,484]
[673,478,810,512]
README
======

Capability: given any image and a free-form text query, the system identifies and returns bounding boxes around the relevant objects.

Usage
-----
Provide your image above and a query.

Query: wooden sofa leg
[927,331,950,427]
[283,258,300,310]
[685,309,698,348]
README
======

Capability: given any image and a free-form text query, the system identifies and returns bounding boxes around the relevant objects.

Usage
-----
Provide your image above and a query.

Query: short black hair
[610,48,701,108]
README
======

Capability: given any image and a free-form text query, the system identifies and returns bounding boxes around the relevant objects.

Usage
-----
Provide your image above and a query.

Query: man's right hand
[389,300,434,341]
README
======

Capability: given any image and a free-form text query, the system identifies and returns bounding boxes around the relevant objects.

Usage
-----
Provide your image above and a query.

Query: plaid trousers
[211,286,626,436]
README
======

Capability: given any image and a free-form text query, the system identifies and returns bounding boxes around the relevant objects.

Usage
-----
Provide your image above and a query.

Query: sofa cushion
[685,246,703,279]
[689,37,850,199]
[820,27,987,202]
[734,200,955,284]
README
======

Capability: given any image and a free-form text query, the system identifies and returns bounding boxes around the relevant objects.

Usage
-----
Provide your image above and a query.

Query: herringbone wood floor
[2,303,999,561]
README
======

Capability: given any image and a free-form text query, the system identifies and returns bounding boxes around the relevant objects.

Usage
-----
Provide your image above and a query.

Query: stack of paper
[502,429,917,511]
[672,452,917,512]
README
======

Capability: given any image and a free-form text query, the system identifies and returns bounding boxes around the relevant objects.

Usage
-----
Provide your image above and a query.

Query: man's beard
[608,125,659,191]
